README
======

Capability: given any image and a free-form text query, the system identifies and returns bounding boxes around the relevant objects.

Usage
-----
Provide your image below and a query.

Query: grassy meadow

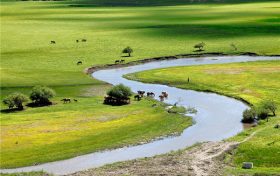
[126,60,280,175]
[1,0,280,173]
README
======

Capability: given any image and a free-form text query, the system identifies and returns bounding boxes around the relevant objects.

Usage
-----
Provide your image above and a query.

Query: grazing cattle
[147,92,155,97]
[134,95,141,101]
[76,40,79,43]
[120,59,125,63]
[81,39,87,42]
[50,41,56,44]
[61,98,71,103]
[115,60,120,64]
[137,90,145,97]
[74,99,78,102]
[162,92,168,98]
[159,95,164,101]
[77,61,82,65]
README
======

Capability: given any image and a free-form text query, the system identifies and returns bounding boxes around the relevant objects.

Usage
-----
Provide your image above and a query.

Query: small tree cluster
[30,86,55,105]
[3,93,28,110]
[242,100,277,123]
[107,84,132,99]
[2,86,55,111]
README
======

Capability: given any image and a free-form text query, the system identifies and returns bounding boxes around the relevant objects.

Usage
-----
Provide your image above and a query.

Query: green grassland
[1,0,280,172]
[126,60,280,175]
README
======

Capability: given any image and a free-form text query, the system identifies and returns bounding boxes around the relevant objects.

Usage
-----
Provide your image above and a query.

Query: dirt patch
[81,84,112,97]
[68,141,239,176]
[204,68,245,75]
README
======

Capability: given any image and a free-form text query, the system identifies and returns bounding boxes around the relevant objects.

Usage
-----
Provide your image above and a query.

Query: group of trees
[242,100,277,123]
[3,86,55,110]
[104,84,132,105]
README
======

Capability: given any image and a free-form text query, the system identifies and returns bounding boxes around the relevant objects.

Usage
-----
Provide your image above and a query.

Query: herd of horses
[134,91,168,101]
[50,39,87,45]
[61,98,78,103]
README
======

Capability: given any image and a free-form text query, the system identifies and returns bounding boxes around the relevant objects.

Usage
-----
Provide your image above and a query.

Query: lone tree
[194,42,205,51]
[122,46,133,57]
[30,86,55,105]
[261,100,277,116]
[3,92,28,110]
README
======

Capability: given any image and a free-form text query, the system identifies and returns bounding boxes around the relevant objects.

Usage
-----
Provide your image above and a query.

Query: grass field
[1,0,280,172]
[126,60,280,175]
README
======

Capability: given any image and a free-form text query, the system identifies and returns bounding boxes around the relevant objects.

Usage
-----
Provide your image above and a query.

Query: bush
[260,100,277,116]
[242,108,256,123]
[168,106,186,114]
[30,86,55,105]
[3,92,28,110]
[107,84,132,99]
[256,107,269,120]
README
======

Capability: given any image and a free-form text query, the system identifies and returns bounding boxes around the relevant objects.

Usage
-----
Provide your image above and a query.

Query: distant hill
[70,0,279,7]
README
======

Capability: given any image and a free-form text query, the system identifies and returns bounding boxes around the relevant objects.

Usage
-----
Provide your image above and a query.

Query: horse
[137,90,145,97]
[76,40,79,43]
[61,98,71,103]
[162,92,168,98]
[134,95,141,101]
[115,60,120,64]
[74,99,78,102]
[81,39,87,42]
[77,61,82,65]
[120,59,125,63]
[147,92,155,97]
[50,41,56,44]
[159,95,164,101]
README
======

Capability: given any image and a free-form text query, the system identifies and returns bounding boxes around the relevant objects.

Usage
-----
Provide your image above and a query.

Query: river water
[1,56,279,175]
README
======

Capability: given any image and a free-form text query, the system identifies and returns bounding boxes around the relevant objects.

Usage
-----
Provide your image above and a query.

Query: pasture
[1,0,280,173]
[126,60,280,174]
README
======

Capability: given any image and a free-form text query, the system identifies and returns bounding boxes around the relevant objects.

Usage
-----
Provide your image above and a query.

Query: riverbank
[124,60,280,175]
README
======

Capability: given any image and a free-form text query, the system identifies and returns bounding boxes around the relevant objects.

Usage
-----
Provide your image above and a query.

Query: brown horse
[159,95,164,101]
[162,92,168,98]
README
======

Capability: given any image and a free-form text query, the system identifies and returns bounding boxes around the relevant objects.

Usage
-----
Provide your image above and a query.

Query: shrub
[122,46,133,57]
[242,108,256,123]
[3,92,28,110]
[168,106,186,114]
[260,100,277,116]
[107,84,132,99]
[256,107,269,120]
[30,86,55,105]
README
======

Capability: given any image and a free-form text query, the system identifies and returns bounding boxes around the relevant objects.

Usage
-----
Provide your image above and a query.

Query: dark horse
[147,92,155,97]
[134,95,141,101]
[61,98,71,103]
[77,61,82,65]
[81,39,87,42]
[120,59,125,63]
[115,60,120,64]
[50,41,56,44]
[162,92,168,98]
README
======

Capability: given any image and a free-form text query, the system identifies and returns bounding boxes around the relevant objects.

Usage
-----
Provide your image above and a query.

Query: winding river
[1,56,279,175]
